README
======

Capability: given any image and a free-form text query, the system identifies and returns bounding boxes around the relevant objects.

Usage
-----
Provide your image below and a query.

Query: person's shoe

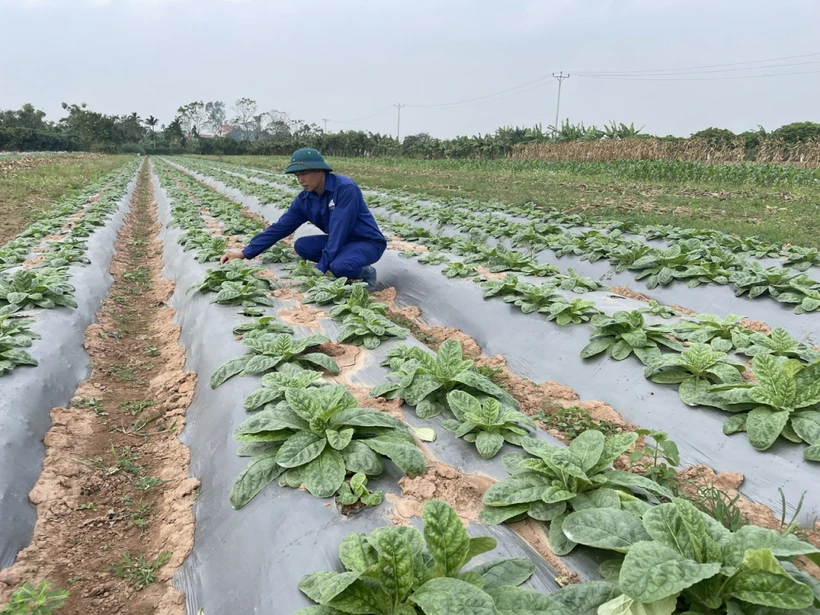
[360,266,377,291]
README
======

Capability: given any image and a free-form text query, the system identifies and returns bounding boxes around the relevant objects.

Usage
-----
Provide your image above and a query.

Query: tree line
[1,99,819,160]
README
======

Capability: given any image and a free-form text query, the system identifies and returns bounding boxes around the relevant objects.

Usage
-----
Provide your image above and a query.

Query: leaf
[487,586,571,615]
[229,454,284,509]
[469,558,535,590]
[483,472,548,506]
[569,430,605,472]
[602,470,672,500]
[298,571,363,605]
[580,337,614,359]
[549,512,577,556]
[596,594,677,615]
[618,541,721,603]
[372,530,415,608]
[210,354,253,388]
[412,577,497,615]
[549,581,623,614]
[478,503,530,525]
[423,500,470,577]
[363,438,425,475]
[746,407,790,450]
[300,352,341,375]
[723,414,747,435]
[301,448,346,498]
[463,537,497,565]
[729,548,815,609]
[722,525,820,573]
[326,428,355,451]
[341,441,384,475]
[475,431,505,459]
[332,407,404,429]
[562,509,650,553]
[591,432,639,474]
[276,432,327,468]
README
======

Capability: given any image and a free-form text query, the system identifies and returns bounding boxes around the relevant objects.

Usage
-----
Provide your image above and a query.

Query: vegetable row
[0,160,140,375]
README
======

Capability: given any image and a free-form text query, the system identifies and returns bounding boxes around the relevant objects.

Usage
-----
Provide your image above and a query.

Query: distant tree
[689,127,737,145]
[232,98,258,141]
[177,101,207,136]
[145,115,159,146]
[116,112,144,142]
[60,102,123,151]
[0,103,49,130]
[164,117,185,147]
[205,101,226,136]
[771,122,820,144]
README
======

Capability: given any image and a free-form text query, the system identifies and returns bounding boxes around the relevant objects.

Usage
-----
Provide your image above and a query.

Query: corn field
[511,137,820,168]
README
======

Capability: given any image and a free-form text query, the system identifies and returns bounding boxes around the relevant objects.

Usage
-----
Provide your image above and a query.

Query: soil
[347,384,405,421]
[476,266,505,281]
[0,162,197,614]
[277,303,326,329]
[609,286,651,303]
[508,521,581,586]
[386,461,495,526]
[388,238,428,253]
[740,318,772,334]
[319,342,366,384]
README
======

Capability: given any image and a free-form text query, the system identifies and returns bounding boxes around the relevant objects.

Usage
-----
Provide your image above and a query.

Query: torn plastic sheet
[0,173,138,569]
[152,174,593,615]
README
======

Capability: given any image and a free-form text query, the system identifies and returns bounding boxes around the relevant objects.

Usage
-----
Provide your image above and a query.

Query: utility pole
[552,72,570,134]
[394,104,404,142]
[321,118,329,132]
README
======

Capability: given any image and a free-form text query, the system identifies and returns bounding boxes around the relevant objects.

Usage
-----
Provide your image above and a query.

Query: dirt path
[0,161,197,614]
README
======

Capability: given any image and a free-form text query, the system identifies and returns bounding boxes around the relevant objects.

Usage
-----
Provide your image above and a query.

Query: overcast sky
[1,0,818,139]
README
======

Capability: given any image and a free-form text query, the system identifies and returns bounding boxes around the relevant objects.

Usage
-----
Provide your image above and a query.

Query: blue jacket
[241,173,386,272]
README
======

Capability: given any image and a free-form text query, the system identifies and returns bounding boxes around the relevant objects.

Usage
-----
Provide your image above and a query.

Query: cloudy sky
[1,0,818,138]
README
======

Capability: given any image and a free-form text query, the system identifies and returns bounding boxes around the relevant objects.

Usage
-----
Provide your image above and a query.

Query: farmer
[220,148,386,290]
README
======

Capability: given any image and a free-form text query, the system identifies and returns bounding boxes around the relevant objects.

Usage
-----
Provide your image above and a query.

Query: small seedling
[0,582,68,615]
[629,428,680,489]
[691,484,746,532]
[535,405,618,440]
[105,551,171,589]
[77,502,96,511]
[143,345,160,357]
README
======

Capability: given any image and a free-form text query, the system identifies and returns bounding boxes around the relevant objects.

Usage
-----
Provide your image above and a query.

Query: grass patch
[535,405,619,440]
[0,154,132,244]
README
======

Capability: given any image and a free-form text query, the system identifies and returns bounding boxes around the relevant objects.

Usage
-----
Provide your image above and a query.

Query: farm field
[207,155,820,249]
[1,153,820,614]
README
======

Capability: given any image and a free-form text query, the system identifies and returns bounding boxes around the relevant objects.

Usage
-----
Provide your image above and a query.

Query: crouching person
[221,148,386,290]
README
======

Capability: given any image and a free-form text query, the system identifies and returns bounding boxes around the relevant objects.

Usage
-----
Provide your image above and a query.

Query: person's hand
[220,250,246,265]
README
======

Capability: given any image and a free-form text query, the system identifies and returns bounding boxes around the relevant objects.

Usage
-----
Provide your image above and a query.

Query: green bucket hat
[284,148,333,174]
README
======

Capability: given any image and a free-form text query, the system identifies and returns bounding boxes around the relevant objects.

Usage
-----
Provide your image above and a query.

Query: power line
[575,60,820,77]
[552,72,570,130]
[568,51,820,75]
[406,73,555,109]
[575,69,820,81]
[326,107,393,124]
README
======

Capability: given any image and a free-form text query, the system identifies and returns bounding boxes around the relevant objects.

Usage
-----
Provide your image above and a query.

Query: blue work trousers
[294,234,386,279]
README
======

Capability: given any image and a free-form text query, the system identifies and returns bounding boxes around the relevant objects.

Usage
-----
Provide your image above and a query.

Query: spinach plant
[0,268,77,314]
[295,499,536,615]
[580,310,684,364]
[242,364,325,411]
[562,497,820,614]
[336,472,383,507]
[545,297,601,325]
[370,339,518,418]
[481,430,671,555]
[690,354,820,457]
[231,384,424,506]
[643,342,745,404]
[304,277,352,305]
[441,390,535,459]
[232,315,294,338]
[211,333,339,388]
[337,307,408,349]
[734,327,820,364]
[329,284,386,319]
